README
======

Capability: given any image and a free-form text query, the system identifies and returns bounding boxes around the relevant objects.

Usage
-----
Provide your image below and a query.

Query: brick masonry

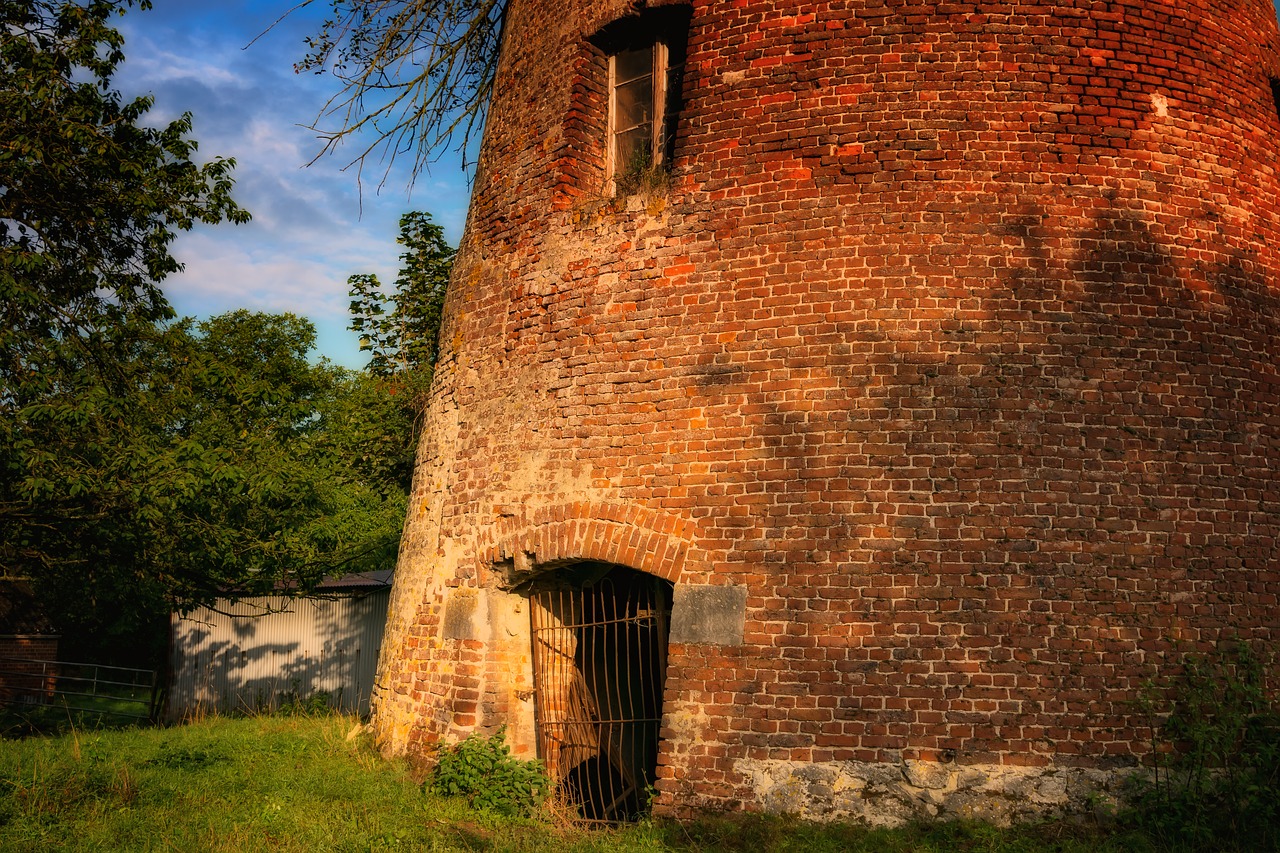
[372,0,1280,822]
[0,637,59,706]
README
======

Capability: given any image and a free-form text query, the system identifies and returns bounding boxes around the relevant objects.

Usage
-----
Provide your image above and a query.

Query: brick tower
[373,0,1280,823]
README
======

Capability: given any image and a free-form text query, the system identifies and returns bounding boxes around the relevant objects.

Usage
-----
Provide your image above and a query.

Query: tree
[1,0,248,396]
[294,0,506,185]
[348,210,455,408]
[1,0,249,565]
[19,311,415,665]
[0,1,422,666]
[1,0,250,594]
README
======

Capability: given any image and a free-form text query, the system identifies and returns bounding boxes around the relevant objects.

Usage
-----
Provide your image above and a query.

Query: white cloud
[112,1,473,369]
[124,48,246,90]
[165,226,402,368]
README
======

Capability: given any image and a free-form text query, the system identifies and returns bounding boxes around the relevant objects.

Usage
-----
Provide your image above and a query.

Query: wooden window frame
[607,41,671,193]
[592,6,690,196]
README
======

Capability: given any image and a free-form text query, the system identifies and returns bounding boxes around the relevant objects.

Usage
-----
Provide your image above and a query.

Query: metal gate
[529,565,672,822]
[0,658,159,725]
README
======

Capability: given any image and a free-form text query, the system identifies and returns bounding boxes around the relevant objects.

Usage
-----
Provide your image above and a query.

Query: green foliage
[1125,641,1280,851]
[276,688,337,718]
[349,210,455,379]
[0,0,292,664]
[0,715,1184,853]
[426,728,550,817]
[0,1,426,668]
[4,309,413,665]
[0,0,248,395]
[348,210,455,411]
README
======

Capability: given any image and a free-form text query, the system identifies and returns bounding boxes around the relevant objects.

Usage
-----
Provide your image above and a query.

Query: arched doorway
[527,563,673,822]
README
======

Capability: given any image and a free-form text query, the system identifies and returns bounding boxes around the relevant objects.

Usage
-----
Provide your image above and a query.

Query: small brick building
[0,580,60,709]
[373,0,1280,823]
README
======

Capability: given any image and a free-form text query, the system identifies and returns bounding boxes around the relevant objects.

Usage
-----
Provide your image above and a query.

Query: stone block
[669,584,747,646]
[441,589,479,640]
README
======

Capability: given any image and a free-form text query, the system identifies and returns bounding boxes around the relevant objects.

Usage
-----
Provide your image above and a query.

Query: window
[593,7,690,194]
[610,39,685,190]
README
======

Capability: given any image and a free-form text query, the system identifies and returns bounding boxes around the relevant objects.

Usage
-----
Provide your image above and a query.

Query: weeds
[1126,640,1280,851]
[425,726,550,817]
[144,743,227,771]
[275,688,335,717]
[613,143,670,198]
[615,162,670,198]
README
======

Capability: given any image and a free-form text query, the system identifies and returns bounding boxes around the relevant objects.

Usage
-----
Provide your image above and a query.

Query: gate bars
[529,567,672,822]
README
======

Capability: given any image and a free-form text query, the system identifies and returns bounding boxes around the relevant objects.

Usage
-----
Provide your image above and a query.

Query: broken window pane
[615,126,653,177]
[613,46,653,85]
[613,75,653,134]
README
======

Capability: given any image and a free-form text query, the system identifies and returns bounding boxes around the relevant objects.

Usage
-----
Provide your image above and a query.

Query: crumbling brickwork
[373,0,1280,822]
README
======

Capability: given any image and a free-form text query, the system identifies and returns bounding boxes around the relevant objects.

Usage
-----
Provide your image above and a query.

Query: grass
[0,714,1186,852]
[0,694,153,738]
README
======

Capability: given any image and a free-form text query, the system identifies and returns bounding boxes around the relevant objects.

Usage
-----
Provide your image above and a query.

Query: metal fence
[0,657,160,724]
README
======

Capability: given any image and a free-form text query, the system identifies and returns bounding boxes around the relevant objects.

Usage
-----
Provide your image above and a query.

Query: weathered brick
[372,0,1280,824]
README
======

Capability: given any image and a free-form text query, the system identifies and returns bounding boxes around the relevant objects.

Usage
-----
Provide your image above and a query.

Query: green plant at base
[425,726,550,817]
[1126,640,1280,851]
[276,689,335,717]
[612,140,670,198]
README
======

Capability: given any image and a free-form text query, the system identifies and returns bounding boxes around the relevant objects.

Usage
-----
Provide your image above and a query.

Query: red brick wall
[0,637,59,705]
[374,0,1280,815]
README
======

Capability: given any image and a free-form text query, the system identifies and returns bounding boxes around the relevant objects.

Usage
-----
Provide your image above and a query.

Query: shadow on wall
[167,589,391,720]
[669,196,1278,767]
[696,199,1276,600]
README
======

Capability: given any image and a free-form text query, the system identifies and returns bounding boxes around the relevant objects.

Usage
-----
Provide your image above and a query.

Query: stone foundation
[738,758,1126,827]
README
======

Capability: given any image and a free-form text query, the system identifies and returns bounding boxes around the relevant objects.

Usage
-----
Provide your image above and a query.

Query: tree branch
[291,0,507,191]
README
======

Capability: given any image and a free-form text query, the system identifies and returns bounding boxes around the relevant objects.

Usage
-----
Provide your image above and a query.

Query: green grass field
[0,713,1191,852]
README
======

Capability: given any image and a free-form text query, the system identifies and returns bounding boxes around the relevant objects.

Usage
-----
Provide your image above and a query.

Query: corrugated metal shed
[167,578,390,720]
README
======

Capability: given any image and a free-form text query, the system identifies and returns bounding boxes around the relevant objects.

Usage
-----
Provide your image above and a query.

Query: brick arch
[474,502,700,585]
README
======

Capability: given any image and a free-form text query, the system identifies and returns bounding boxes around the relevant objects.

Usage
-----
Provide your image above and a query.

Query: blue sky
[115,1,1280,369]
[114,0,473,369]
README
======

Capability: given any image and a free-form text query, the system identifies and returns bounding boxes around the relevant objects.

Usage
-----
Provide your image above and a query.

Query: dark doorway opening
[527,563,673,822]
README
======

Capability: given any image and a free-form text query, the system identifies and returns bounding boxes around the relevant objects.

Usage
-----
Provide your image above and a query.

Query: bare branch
[291,0,507,192]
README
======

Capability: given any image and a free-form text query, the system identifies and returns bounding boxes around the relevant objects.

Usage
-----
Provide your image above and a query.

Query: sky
[110,1,1280,370]
[113,0,474,369]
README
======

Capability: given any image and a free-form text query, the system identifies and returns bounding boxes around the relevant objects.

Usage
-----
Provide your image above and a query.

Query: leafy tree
[348,210,455,409]
[314,353,418,496]
[1,0,248,398]
[21,311,414,665]
[295,0,506,183]
[1,0,248,575]
[0,1,421,667]
[0,1,414,664]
